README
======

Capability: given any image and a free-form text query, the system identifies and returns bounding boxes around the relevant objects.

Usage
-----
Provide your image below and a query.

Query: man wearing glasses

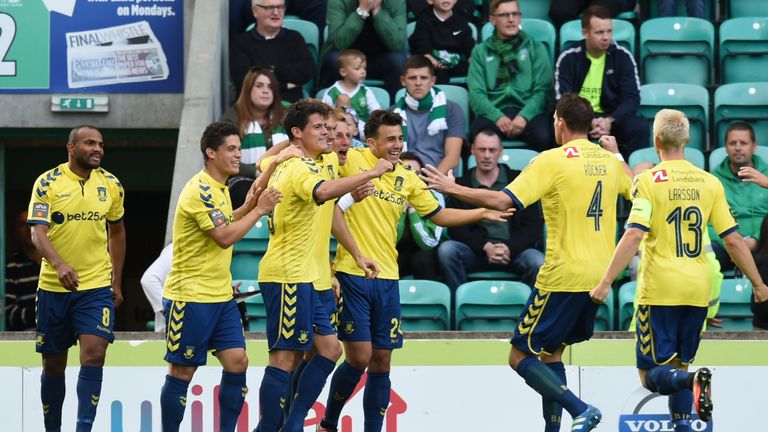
[467,0,554,152]
[230,0,316,102]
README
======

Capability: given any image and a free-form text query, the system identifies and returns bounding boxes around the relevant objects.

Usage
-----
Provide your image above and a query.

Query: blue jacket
[554,40,640,123]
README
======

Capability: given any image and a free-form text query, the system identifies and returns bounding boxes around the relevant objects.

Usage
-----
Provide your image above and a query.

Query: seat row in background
[232,278,757,333]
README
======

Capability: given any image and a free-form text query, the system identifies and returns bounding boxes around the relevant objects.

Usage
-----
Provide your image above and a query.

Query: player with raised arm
[28,125,125,432]
[420,94,632,432]
[317,110,514,432]
[591,109,768,431]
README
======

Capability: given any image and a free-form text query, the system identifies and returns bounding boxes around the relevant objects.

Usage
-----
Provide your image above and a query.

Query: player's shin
[321,361,365,429]
[41,373,66,431]
[283,355,337,432]
[543,362,566,431]
[75,366,103,431]
[363,371,391,432]
[160,374,191,432]
[255,366,290,432]
[219,370,248,431]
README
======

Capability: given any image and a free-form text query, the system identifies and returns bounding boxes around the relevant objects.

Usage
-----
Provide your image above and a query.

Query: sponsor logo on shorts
[298,330,309,344]
[36,332,45,347]
[344,321,355,335]
[183,346,195,359]
[97,325,112,334]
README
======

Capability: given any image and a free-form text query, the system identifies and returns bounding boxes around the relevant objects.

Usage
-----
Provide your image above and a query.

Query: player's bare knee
[508,347,526,370]
[367,349,392,372]
[168,363,197,382]
[315,335,343,362]
[79,345,107,367]
[42,352,68,376]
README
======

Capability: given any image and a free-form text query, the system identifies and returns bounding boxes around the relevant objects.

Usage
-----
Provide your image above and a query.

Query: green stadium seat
[230,253,262,280]
[234,215,270,253]
[639,17,715,87]
[398,280,452,331]
[638,83,709,150]
[396,84,469,134]
[282,18,320,65]
[715,278,754,331]
[455,280,531,331]
[719,17,768,84]
[714,82,768,149]
[467,270,519,281]
[316,85,390,109]
[502,140,528,149]
[728,0,764,18]
[518,0,551,21]
[234,280,267,332]
[708,146,768,171]
[520,19,556,63]
[468,148,539,171]
[628,147,705,170]
[559,19,636,57]
[595,287,615,331]
[618,281,637,331]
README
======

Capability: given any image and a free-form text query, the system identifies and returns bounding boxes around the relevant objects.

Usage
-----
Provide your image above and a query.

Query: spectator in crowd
[408,0,475,84]
[221,67,289,177]
[711,122,768,270]
[393,55,465,173]
[407,0,478,24]
[321,0,408,97]
[658,0,705,18]
[230,0,316,102]
[752,215,768,330]
[230,0,329,42]
[140,243,172,333]
[396,152,444,280]
[468,0,554,152]
[548,0,637,28]
[343,110,367,146]
[555,5,647,160]
[321,49,381,134]
[437,128,543,290]
[4,210,40,331]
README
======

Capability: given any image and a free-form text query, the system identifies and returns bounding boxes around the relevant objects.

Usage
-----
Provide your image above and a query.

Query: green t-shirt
[579,52,605,114]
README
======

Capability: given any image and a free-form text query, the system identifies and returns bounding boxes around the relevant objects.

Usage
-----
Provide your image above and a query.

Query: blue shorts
[635,304,707,370]
[162,298,245,366]
[336,273,402,350]
[511,289,598,356]
[260,282,320,351]
[315,289,339,334]
[35,287,115,354]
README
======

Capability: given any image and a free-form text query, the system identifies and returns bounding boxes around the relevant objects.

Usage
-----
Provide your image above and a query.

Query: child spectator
[321,49,381,136]
[409,0,475,84]
[342,110,367,147]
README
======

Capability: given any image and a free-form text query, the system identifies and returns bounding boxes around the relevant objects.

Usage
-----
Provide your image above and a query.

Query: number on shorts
[102,307,110,327]
[390,318,401,339]
[0,13,17,76]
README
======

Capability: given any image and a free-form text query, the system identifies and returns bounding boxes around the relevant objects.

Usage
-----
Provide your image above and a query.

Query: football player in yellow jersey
[255,100,395,432]
[420,94,632,432]
[27,125,125,432]
[318,110,514,432]
[591,109,768,431]
[159,122,283,432]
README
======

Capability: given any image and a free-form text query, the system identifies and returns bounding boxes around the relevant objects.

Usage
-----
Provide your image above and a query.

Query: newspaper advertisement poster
[0,0,183,93]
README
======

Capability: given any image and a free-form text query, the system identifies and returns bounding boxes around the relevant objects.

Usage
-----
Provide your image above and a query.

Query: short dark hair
[581,5,611,29]
[364,110,403,139]
[200,121,239,160]
[68,125,101,144]
[472,127,502,145]
[726,121,756,143]
[556,93,593,134]
[402,55,435,77]
[400,151,425,168]
[282,98,332,141]
[490,0,518,14]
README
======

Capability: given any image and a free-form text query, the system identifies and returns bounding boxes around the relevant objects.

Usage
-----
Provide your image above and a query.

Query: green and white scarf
[242,121,287,164]
[432,49,462,69]
[393,87,447,149]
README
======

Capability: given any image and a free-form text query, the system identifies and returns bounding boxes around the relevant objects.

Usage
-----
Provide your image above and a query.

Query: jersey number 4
[587,181,604,231]
[666,206,703,258]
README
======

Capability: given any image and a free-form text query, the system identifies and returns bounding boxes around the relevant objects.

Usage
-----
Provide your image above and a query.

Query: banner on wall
[3,365,764,431]
[0,0,183,93]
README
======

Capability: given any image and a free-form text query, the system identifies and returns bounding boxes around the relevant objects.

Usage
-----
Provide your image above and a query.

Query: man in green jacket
[712,122,768,270]
[320,0,407,98]
[468,0,554,151]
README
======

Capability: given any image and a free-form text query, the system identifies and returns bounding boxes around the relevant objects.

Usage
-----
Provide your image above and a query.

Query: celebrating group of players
[27,93,768,432]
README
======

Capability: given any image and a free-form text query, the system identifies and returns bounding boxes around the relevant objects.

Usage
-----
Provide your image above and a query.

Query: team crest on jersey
[298,330,309,344]
[344,321,355,335]
[652,169,668,183]
[97,187,108,202]
[209,209,227,227]
[36,332,45,347]
[394,176,404,191]
[327,165,336,179]
[183,346,195,359]
[564,147,580,158]
[33,202,49,219]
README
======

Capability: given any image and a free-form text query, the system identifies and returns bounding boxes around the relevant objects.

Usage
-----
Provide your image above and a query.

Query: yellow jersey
[27,163,125,292]
[164,170,235,303]
[505,139,631,292]
[313,152,340,291]
[258,156,327,283]
[627,160,738,307]
[335,148,441,279]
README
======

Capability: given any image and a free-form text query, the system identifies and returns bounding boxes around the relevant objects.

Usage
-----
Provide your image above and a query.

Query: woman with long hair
[221,67,289,175]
